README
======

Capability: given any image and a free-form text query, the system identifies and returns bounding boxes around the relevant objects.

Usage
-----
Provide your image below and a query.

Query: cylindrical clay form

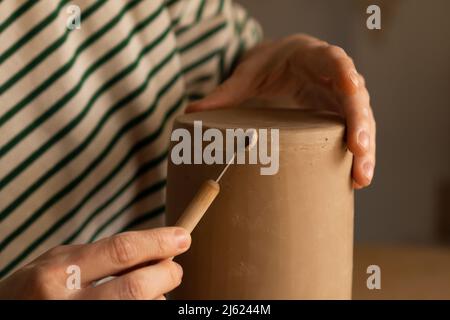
[166,108,354,299]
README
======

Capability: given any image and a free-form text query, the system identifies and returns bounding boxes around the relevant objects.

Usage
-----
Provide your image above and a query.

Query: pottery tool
[175,130,258,233]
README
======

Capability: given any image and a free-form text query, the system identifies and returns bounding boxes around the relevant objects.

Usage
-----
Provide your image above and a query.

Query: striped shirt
[0,0,261,278]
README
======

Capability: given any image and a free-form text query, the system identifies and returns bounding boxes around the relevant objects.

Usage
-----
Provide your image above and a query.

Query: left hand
[186,34,376,189]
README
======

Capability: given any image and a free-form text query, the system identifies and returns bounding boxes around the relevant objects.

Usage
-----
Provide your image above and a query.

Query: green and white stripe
[0,0,261,278]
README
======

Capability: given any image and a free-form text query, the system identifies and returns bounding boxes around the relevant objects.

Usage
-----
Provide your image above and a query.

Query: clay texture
[166,108,354,299]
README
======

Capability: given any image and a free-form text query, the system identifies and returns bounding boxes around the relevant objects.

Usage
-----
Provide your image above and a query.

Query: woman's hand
[187,34,376,189]
[0,227,191,299]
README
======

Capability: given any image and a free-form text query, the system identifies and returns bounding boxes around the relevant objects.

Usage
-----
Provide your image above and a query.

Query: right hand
[0,227,191,299]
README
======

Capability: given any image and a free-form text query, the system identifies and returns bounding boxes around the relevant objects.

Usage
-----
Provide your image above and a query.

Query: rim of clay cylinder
[175,108,346,146]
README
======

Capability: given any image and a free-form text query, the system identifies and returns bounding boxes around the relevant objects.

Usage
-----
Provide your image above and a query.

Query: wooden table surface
[353,245,450,300]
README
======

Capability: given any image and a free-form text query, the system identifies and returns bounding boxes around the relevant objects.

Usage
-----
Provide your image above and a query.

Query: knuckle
[167,262,182,286]
[28,264,60,298]
[108,233,137,265]
[288,34,327,50]
[31,264,52,284]
[348,56,355,66]
[359,74,367,86]
[286,33,311,43]
[362,155,376,167]
[120,275,144,300]
[364,88,371,104]
[324,45,347,59]
[44,245,68,257]
[148,231,170,256]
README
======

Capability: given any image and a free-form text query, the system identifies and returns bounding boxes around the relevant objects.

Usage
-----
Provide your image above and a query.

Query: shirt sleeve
[166,0,263,101]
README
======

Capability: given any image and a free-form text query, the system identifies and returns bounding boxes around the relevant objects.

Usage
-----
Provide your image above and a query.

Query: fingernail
[363,162,374,182]
[349,70,359,87]
[357,130,370,151]
[174,229,190,249]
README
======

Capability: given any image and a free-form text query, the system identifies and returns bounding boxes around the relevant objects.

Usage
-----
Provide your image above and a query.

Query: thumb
[185,72,254,113]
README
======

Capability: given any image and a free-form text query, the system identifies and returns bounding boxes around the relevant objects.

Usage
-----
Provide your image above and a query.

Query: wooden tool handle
[175,180,220,233]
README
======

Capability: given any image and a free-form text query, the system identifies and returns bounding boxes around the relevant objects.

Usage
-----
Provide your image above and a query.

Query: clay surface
[166,108,354,299]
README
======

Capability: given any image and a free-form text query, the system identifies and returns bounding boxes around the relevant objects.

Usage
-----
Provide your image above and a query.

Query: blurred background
[241,0,450,299]
[243,0,450,245]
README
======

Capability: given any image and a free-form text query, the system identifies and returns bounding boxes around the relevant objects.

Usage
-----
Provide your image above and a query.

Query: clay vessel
[166,108,354,299]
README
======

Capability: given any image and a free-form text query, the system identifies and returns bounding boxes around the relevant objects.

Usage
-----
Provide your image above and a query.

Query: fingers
[298,43,376,188]
[341,79,372,157]
[339,74,376,188]
[83,260,183,300]
[187,36,377,188]
[352,106,376,188]
[70,227,191,284]
[185,65,255,113]
[301,44,373,155]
